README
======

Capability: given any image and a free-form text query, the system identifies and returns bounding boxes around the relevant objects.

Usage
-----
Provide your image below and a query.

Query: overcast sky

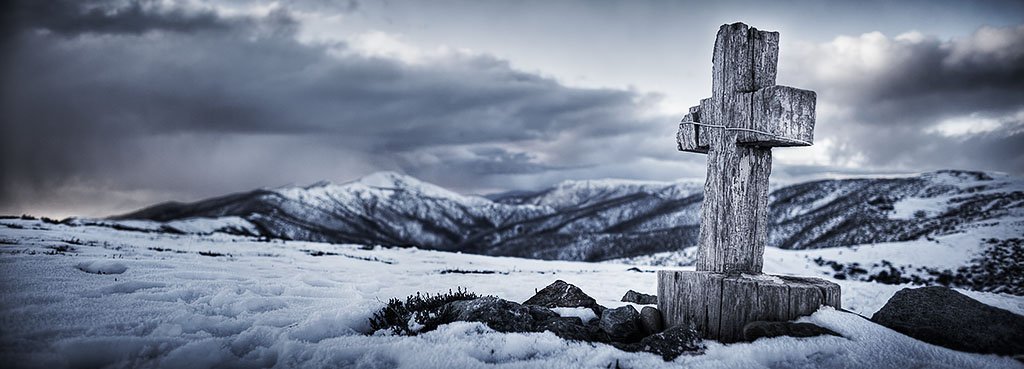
[2,0,1023,217]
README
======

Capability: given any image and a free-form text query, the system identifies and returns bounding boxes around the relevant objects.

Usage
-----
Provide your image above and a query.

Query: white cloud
[927,109,1024,137]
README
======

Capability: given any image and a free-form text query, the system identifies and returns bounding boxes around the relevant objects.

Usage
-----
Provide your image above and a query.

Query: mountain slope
[108,170,1024,261]
[112,172,553,251]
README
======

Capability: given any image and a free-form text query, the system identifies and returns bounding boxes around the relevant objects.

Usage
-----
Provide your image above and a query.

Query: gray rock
[585,317,610,343]
[526,304,559,323]
[621,290,658,305]
[524,280,604,314]
[447,297,533,333]
[537,317,593,341]
[871,286,1024,356]
[640,306,664,335]
[600,305,643,342]
[742,321,840,341]
[614,325,704,361]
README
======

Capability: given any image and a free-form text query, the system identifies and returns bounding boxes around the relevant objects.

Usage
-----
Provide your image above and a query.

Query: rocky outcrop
[742,321,840,341]
[871,286,1024,356]
[523,280,604,314]
[447,297,534,333]
[600,305,644,342]
[639,306,665,335]
[621,290,657,305]
[373,281,703,361]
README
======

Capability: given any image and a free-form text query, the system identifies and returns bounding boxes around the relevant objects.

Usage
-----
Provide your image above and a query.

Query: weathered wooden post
[658,22,840,343]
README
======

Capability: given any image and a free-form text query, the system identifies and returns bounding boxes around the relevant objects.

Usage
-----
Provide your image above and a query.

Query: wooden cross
[679,22,815,274]
[659,23,839,343]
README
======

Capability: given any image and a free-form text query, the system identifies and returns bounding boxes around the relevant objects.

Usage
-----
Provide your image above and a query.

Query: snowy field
[1,218,1022,369]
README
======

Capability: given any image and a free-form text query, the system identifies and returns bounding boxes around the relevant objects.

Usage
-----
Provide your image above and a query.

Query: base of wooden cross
[657,271,841,343]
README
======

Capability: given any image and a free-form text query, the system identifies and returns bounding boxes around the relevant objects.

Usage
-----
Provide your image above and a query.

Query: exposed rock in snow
[621,290,657,305]
[535,317,593,342]
[600,305,643,342]
[523,280,604,314]
[742,321,840,341]
[871,286,1024,356]
[639,306,664,335]
[447,297,534,333]
[631,325,704,361]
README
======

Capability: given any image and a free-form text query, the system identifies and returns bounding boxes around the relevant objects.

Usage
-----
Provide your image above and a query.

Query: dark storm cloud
[3,0,235,36]
[0,0,666,215]
[782,25,1024,173]
[4,0,1023,217]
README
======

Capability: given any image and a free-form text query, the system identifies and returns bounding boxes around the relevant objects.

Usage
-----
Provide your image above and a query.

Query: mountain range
[101,170,1023,262]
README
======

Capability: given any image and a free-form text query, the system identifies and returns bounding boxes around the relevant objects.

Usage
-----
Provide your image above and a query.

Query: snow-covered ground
[1,219,1022,369]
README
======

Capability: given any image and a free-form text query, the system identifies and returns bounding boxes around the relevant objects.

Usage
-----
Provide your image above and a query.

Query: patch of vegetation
[149,247,187,253]
[302,249,339,257]
[626,267,655,273]
[925,238,1024,295]
[813,238,1024,296]
[369,288,479,336]
[198,251,230,257]
[438,269,506,275]
[338,253,396,265]
[46,245,75,254]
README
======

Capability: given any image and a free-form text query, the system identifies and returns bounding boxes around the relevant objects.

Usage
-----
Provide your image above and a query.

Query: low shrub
[369,288,479,335]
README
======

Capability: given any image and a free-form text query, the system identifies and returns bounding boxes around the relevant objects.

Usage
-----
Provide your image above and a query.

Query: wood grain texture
[693,23,780,274]
[663,23,832,343]
[739,86,817,147]
[678,105,710,153]
[658,271,841,343]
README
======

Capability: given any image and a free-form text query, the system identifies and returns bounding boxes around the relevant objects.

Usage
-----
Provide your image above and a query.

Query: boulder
[871,286,1024,356]
[526,305,559,322]
[639,306,664,335]
[447,297,533,333]
[586,317,610,343]
[742,321,840,341]
[537,317,593,341]
[637,325,704,361]
[600,305,643,342]
[621,290,658,305]
[524,280,604,314]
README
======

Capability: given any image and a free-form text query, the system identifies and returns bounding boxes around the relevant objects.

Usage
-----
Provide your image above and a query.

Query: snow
[1,218,1022,369]
[889,170,1024,220]
[69,216,259,236]
[523,178,704,209]
[613,213,1024,303]
[890,197,948,220]
[551,307,598,322]
[274,171,498,207]
[75,260,128,274]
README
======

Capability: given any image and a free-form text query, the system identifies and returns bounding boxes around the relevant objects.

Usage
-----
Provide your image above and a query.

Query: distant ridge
[107,169,1024,261]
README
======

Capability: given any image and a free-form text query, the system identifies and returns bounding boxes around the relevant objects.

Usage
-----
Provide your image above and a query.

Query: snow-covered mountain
[104,170,1024,262]
[108,172,551,251]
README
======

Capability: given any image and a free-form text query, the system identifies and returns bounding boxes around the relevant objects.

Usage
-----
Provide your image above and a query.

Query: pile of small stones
[423,280,1024,361]
[444,280,703,360]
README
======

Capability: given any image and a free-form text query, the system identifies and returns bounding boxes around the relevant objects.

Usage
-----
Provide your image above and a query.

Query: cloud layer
[780,26,1024,173]
[1,0,1022,217]
[0,0,679,216]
